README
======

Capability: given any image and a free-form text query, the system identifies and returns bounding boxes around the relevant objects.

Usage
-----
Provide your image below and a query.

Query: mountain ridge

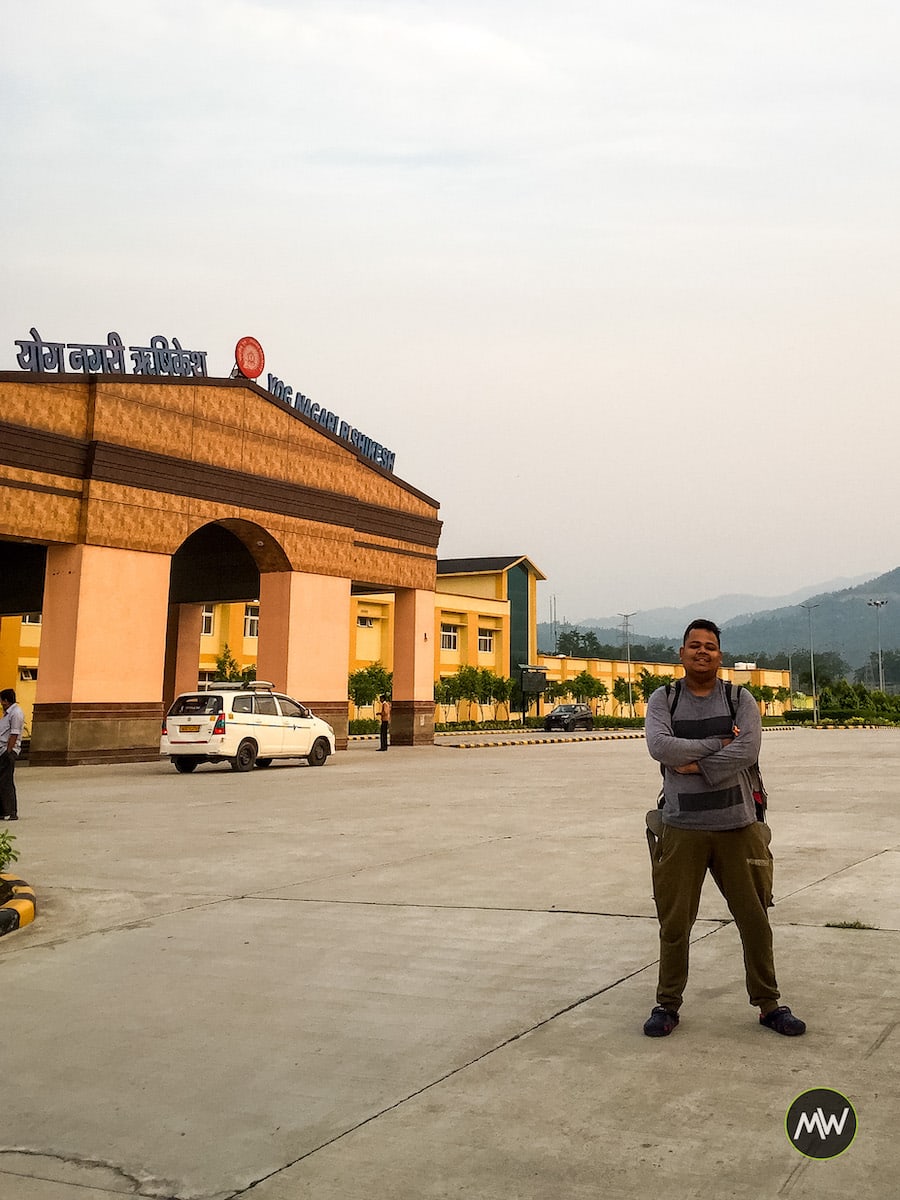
[541,567,899,669]
[574,574,876,637]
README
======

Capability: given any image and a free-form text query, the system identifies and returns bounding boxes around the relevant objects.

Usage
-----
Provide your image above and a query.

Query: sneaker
[643,1006,679,1037]
[760,1006,806,1036]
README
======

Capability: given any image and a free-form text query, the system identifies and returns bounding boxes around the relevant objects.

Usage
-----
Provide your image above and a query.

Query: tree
[434,676,459,722]
[348,663,392,711]
[820,678,861,713]
[637,669,675,702]
[436,666,511,722]
[613,676,635,716]
[454,665,481,719]
[630,642,679,666]
[556,628,601,657]
[796,651,850,690]
[434,674,463,721]
[855,649,900,689]
[214,644,255,684]
[472,668,504,718]
[477,669,498,708]
[543,680,572,704]
[490,674,513,720]
[570,670,600,703]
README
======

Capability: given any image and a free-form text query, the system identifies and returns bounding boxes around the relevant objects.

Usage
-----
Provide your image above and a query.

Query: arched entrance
[163,520,289,711]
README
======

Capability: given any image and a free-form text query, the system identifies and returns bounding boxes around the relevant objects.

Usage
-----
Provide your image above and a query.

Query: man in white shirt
[0,688,25,821]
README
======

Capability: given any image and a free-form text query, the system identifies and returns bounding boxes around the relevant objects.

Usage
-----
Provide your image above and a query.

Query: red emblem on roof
[234,336,265,379]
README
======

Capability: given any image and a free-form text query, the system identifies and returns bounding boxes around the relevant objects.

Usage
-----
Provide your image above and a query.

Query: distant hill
[539,568,898,670]
[721,566,900,668]
[575,574,876,639]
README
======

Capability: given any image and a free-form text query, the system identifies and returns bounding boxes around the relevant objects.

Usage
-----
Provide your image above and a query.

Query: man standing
[376,694,391,752]
[0,688,25,821]
[643,620,805,1038]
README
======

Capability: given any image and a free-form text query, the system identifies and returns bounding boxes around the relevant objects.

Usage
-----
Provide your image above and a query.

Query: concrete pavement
[1,729,898,1199]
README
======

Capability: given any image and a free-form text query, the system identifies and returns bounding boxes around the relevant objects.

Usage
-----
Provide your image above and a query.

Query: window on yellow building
[441,623,459,650]
[244,603,260,639]
[21,613,42,624]
[478,629,494,653]
[357,616,375,628]
[201,605,215,637]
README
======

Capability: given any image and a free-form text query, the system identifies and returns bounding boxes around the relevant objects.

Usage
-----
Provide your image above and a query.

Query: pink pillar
[162,603,204,713]
[257,571,351,749]
[31,544,171,764]
[392,587,436,745]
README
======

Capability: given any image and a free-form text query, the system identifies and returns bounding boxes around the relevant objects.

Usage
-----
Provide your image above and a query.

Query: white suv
[161,682,336,773]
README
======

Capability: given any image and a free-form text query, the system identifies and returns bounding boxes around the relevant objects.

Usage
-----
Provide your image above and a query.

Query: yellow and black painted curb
[447,732,647,749]
[818,724,890,730]
[0,873,36,937]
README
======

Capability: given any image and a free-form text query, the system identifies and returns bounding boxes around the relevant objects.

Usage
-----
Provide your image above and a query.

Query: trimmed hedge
[349,719,380,735]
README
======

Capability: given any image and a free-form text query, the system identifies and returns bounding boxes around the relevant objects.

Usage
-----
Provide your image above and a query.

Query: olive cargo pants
[651,822,780,1013]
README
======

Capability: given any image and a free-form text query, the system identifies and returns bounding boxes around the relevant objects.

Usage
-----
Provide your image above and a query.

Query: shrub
[349,719,380,735]
[594,715,645,730]
[0,830,19,873]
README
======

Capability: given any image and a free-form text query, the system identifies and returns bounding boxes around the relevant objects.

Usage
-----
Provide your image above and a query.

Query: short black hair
[0,688,16,705]
[681,619,721,647]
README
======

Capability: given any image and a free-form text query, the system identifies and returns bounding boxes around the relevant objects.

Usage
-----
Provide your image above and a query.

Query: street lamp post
[867,599,888,693]
[619,612,636,718]
[799,603,820,723]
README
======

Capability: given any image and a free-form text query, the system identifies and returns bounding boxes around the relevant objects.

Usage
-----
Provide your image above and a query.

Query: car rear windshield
[170,695,222,716]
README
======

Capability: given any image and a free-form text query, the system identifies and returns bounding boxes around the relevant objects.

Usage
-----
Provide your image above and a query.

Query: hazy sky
[3,1,898,621]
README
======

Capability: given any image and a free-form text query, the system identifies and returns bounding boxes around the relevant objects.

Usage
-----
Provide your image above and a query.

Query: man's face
[679,627,722,684]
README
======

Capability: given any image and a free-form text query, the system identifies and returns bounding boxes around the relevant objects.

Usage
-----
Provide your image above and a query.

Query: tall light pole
[867,599,888,693]
[800,603,820,723]
[619,612,636,717]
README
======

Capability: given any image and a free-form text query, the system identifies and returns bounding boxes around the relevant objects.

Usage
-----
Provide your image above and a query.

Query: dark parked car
[544,703,594,732]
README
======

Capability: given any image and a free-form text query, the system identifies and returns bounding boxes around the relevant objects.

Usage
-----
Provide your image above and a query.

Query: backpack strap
[658,680,683,803]
[723,680,743,722]
[664,679,682,718]
[724,682,768,822]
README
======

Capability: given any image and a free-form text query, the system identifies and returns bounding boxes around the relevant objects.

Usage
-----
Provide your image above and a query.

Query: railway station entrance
[0,369,440,764]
